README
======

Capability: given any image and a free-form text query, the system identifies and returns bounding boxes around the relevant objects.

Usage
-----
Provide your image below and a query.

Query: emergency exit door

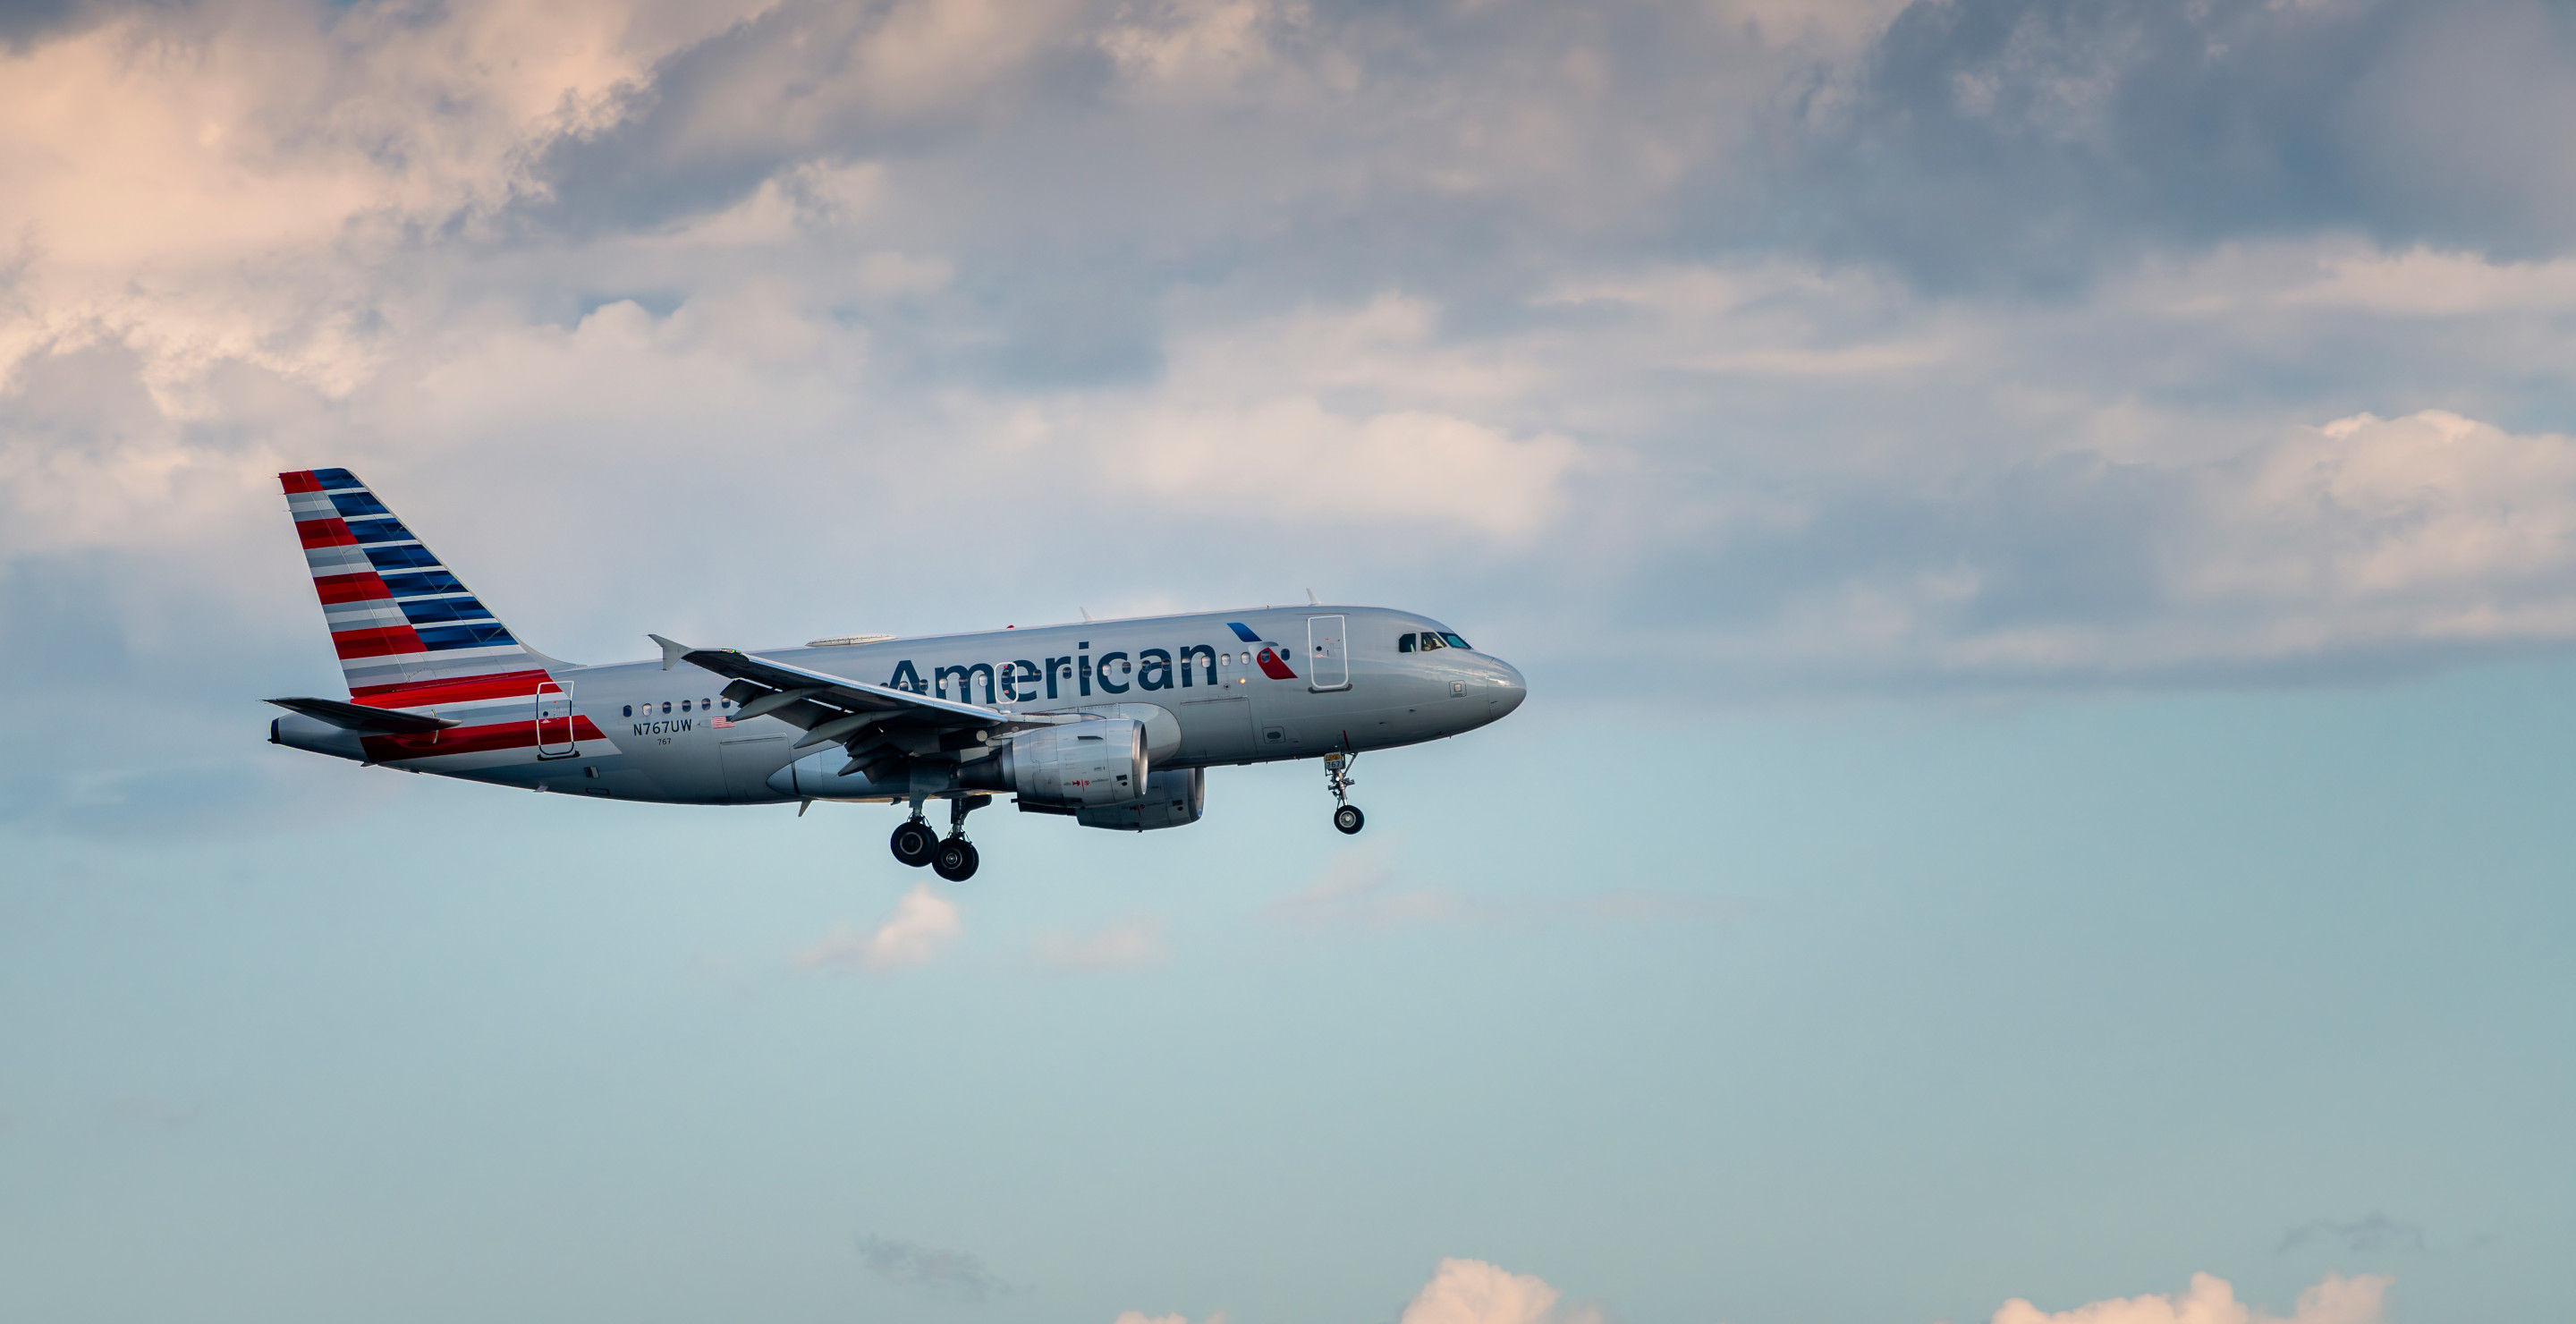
[1307,615,1349,692]
[535,680,577,758]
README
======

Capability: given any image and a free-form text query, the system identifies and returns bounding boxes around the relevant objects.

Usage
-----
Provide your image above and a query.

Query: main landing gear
[889,817,938,868]
[889,794,989,881]
[1325,749,1363,835]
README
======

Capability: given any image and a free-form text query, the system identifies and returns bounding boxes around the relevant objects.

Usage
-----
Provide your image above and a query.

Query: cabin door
[1306,615,1349,692]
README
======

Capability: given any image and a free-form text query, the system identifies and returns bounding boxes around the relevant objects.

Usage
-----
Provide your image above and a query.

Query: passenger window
[661,701,672,714]
[1399,632,1415,652]
[703,698,713,709]
[681,700,691,712]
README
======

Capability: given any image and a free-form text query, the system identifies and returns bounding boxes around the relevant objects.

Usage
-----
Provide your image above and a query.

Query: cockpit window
[1439,632,1470,650]
[1398,632,1416,652]
[1419,632,1445,651]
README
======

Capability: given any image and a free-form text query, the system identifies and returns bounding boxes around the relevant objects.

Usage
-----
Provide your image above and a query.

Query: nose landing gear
[1325,748,1363,835]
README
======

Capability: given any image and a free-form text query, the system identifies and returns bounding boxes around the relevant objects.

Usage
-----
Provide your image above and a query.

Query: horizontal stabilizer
[266,696,462,734]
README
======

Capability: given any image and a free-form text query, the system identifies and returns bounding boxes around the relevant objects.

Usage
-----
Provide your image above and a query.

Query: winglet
[648,633,690,671]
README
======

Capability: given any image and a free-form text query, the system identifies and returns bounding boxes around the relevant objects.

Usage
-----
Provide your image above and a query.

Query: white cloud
[12,0,2576,717]
[1397,1259,1602,1324]
[1990,1272,2391,1324]
[1029,915,1169,974]
[1264,842,1473,932]
[1040,295,1589,541]
[796,885,962,972]
[1266,844,1734,934]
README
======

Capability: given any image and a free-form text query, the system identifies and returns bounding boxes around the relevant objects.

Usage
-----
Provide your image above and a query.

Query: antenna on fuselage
[1080,607,1095,621]
[1305,588,1320,605]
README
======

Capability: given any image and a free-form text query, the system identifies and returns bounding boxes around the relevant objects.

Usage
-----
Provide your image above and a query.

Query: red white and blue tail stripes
[281,468,600,763]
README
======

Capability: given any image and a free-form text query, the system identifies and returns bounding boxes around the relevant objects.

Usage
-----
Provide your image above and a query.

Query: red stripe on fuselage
[297,517,356,549]
[333,625,426,660]
[313,572,393,605]
[351,668,554,708]
[280,471,322,494]
[361,715,605,762]
[1257,648,1299,681]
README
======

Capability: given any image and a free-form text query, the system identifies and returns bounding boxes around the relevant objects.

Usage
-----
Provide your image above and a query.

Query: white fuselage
[352,605,1524,805]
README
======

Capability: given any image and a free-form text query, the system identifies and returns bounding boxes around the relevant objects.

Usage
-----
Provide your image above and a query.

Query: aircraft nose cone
[1490,659,1527,716]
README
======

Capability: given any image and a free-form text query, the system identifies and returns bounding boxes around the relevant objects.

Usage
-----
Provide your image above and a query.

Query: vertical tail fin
[279,468,561,704]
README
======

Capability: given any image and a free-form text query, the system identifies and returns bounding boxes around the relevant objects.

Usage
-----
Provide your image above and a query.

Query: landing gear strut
[932,794,989,882]
[1325,748,1363,835]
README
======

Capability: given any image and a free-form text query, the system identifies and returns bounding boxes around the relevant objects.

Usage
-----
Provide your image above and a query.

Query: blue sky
[4,1,2574,1320]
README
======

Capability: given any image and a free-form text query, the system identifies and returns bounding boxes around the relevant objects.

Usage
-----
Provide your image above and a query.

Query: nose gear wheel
[1324,746,1362,834]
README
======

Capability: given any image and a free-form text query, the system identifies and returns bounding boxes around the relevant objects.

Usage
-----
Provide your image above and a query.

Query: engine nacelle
[958,717,1149,809]
[1077,768,1204,831]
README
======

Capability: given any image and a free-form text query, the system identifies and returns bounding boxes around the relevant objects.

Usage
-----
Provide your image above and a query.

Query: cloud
[9,0,2576,760]
[1990,1272,2391,1324]
[1028,914,1168,974]
[1266,844,1738,935]
[1789,0,2576,288]
[796,886,962,972]
[1396,1259,1602,1324]
[2276,1214,2428,1257]
[856,1235,1015,1302]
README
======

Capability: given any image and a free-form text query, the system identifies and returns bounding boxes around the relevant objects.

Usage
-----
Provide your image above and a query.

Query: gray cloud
[1784,0,2576,289]
[2277,1212,2429,1257]
[857,1234,1017,1302]
[6,0,2576,737]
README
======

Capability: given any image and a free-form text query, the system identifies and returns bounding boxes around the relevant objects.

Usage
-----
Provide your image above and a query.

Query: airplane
[265,468,1529,880]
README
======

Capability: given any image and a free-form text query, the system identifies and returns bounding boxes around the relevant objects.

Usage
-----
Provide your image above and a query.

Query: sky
[2,0,2572,1320]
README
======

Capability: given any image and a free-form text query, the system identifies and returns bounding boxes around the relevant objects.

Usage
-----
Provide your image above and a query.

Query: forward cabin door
[535,680,576,758]
[1307,615,1349,692]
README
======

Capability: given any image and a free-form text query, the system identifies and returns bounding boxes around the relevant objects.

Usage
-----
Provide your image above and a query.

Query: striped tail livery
[269,469,602,768]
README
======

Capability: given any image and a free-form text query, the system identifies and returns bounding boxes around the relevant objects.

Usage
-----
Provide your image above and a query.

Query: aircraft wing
[656,637,1060,775]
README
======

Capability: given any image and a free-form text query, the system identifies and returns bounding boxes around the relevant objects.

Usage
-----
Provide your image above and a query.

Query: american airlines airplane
[267,468,1528,880]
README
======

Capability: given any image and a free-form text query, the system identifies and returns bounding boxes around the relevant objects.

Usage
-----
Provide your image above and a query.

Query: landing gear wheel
[889,819,938,867]
[1334,804,1365,835]
[931,838,980,882]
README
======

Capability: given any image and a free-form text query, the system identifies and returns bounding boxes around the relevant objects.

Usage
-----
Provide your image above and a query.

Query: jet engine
[959,717,1148,810]
[1077,768,1204,831]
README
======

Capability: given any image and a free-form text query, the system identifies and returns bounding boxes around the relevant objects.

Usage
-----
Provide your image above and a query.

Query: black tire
[931,838,980,882]
[1334,804,1365,835]
[889,819,938,867]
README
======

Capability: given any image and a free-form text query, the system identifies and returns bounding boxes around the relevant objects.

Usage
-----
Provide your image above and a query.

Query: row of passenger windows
[615,637,1453,718]
[623,700,734,717]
